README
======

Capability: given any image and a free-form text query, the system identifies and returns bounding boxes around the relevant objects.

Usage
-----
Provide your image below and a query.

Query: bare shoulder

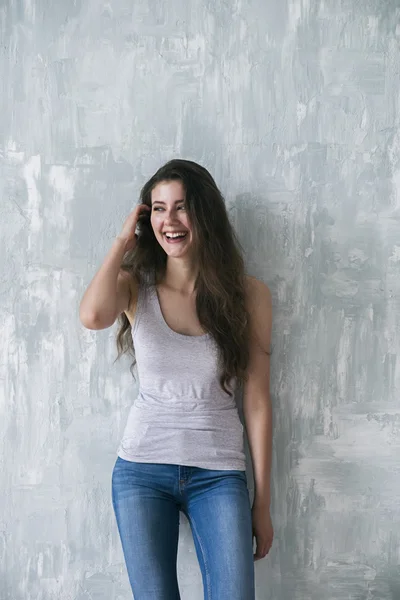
[244,275,272,351]
[245,275,272,311]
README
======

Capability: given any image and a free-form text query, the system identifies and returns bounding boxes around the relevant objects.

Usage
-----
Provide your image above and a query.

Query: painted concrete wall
[1,1,400,598]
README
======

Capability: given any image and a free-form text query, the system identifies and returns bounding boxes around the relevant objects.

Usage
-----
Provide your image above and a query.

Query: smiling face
[150,179,194,259]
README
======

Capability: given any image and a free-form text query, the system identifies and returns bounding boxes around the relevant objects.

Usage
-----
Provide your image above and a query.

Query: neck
[161,256,199,294]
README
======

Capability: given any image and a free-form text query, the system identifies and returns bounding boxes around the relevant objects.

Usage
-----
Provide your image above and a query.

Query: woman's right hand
[117,204,151,252]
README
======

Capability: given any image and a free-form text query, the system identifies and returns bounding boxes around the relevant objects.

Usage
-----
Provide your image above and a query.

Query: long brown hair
[115,159,250,394]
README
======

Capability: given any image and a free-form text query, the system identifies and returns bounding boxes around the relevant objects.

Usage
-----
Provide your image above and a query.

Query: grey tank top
[117,282,246,471]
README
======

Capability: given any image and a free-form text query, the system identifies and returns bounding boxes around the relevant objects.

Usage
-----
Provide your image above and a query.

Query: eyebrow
[151,199,185,205]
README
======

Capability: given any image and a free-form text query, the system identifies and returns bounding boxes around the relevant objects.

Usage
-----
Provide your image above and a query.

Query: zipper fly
[178,465,192,493]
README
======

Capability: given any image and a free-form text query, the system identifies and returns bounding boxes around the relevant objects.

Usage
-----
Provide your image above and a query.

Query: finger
[135,205,151,229]
[253,548,267,561]
[137,203,151,213]
[253,540,267,561]
[253,537,273,561]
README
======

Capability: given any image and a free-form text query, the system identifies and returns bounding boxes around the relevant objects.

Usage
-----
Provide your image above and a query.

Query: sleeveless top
[117,282,246,471]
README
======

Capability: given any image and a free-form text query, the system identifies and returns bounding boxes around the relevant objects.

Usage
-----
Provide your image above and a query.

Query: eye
[152,206,164,211]
[177,204,186,210]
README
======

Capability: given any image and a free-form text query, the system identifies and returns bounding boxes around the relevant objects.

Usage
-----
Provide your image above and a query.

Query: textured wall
[1,1,400,599]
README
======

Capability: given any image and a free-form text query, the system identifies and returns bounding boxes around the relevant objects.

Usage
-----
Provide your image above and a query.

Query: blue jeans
[111,457,255,599]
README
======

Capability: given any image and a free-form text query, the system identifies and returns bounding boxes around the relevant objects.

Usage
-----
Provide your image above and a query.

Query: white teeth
[165,232,187,238]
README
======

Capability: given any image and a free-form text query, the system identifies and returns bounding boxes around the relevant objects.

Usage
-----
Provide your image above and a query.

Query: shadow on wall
[229,191,298,595]
[228,191,400,599]
[229,191,347,596]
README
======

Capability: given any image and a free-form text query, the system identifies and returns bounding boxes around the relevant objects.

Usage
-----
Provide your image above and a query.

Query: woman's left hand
[251,501,274,561]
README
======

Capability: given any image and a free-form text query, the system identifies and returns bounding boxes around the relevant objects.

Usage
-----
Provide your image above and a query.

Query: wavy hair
[115,159,250,394]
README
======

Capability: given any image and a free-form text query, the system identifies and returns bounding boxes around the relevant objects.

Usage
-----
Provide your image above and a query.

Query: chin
[165,246,191,258]
[157,236,193,258]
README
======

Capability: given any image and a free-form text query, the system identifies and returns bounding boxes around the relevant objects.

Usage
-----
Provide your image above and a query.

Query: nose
[164,208,178,223]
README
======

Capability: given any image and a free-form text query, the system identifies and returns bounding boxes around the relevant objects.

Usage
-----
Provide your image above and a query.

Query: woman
[79,159,273,599]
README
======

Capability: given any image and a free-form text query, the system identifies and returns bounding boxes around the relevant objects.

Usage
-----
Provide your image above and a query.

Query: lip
[162,232,188,244]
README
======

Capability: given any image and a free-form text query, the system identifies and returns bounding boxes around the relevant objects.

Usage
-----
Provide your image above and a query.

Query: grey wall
[1,1,400,598]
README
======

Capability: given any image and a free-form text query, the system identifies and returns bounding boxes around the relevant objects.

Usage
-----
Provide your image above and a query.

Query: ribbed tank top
[117,282,246,471]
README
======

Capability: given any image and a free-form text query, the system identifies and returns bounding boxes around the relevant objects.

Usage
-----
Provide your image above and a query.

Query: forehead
[151,180,186,203]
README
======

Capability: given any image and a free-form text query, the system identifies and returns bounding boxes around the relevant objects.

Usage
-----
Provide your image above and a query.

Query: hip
[112,456,249,504]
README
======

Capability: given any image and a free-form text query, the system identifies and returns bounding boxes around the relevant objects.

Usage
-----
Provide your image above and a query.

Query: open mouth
[163,232,188,243]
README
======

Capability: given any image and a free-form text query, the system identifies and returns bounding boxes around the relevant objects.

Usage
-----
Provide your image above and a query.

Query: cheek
[150,213,162,233]
[180,213,191,230]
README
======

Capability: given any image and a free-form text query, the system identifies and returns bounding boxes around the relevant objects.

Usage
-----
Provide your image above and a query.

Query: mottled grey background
[1,0,400,599]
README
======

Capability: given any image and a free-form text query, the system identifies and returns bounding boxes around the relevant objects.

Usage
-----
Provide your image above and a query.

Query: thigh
[185,469,255,600]
[112,457,181,600]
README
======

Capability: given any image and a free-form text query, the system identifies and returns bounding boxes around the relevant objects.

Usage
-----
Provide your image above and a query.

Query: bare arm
[243,277,273,505]
[79,238,135,330]
[243,277,273,560]
[79,204,150,330]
